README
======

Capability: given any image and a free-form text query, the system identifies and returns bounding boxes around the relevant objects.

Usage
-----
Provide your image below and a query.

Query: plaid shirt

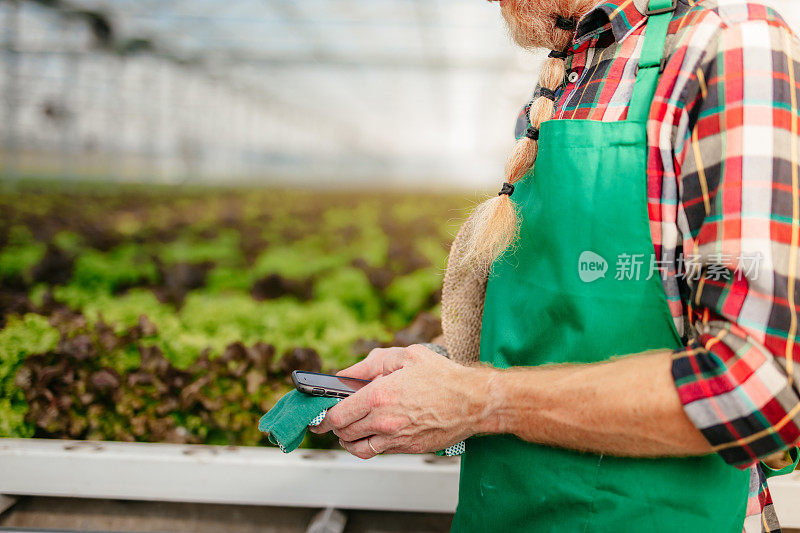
[514,0,800,531]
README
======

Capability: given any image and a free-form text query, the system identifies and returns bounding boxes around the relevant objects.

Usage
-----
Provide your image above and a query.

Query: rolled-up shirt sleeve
[669,16,800,468]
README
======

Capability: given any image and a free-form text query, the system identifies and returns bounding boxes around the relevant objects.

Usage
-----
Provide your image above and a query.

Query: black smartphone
[292,370,371,398]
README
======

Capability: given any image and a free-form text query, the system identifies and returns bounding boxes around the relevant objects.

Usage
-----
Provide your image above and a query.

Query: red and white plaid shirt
[514,1,800,530]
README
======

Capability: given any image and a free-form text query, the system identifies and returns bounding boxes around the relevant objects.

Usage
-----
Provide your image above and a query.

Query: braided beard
[500,0,602,50]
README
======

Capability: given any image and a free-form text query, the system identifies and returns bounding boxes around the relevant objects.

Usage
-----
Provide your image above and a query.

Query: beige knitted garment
[441,214,489,365]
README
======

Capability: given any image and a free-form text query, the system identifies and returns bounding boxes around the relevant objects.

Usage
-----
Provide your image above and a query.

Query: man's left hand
[310,344,495,459]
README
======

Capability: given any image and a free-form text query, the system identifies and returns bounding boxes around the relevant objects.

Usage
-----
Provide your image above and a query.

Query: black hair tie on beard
[555,16,576,30]
[539,88,557,101]
[498,182,515,197]
[548,50,568,59]
[524,126,539,140]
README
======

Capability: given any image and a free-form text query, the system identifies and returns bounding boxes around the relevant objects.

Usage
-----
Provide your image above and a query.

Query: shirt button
[567,71,580,84]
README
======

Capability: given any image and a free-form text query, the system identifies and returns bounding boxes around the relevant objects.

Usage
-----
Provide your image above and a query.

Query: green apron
[451,1,751,530]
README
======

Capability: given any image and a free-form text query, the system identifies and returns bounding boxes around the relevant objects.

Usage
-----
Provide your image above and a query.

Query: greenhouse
[2,0,800,531]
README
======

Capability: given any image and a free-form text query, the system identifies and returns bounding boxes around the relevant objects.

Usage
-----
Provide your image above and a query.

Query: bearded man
[312,0,800,530]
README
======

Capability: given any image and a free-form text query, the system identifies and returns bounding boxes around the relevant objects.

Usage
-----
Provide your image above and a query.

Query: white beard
[500,0,604,50]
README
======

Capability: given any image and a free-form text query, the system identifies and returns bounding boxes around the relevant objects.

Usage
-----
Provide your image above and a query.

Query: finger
[333,412,396,442]
[307,402,344,434]
[307,418,325,433]
[367,435,394,455]
[314,386,373,433]
[339,434,393,460]
[336,347,405,380]
[380,348,414,375]
[307,408,333,434]
[339,438,374,460]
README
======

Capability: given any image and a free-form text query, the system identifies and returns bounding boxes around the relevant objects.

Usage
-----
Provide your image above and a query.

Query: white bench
[1,438,798,527]
[0,438,459,513]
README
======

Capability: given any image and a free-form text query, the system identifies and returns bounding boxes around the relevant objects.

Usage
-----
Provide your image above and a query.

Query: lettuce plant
[0,313,59,437]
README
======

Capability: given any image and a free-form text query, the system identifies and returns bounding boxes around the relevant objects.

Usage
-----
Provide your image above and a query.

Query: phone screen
[294,371,370,394]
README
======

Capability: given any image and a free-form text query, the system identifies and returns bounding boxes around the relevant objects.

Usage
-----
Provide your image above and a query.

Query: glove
[259,388,465,456]
[258,389,338,452]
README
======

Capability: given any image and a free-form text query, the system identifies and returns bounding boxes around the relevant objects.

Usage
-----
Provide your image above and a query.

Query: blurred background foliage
[0,184,473,447]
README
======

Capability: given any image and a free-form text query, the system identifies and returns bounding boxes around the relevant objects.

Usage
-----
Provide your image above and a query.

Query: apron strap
[627,0,676,123]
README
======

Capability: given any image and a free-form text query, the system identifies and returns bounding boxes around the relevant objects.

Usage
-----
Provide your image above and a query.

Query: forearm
[477,350,713,457]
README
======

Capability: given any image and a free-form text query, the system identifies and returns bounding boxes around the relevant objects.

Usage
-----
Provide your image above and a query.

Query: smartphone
[292,370,371,398]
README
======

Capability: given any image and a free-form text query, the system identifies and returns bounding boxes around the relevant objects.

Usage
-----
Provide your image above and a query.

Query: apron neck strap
[627,0,676,123]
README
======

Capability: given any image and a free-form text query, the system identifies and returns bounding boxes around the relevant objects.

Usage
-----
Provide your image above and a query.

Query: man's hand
[310,344,495,459]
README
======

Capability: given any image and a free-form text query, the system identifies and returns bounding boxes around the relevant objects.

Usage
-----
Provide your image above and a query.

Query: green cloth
[259,389,465,456]
[451,2,751,531]
[258,390,338,452]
